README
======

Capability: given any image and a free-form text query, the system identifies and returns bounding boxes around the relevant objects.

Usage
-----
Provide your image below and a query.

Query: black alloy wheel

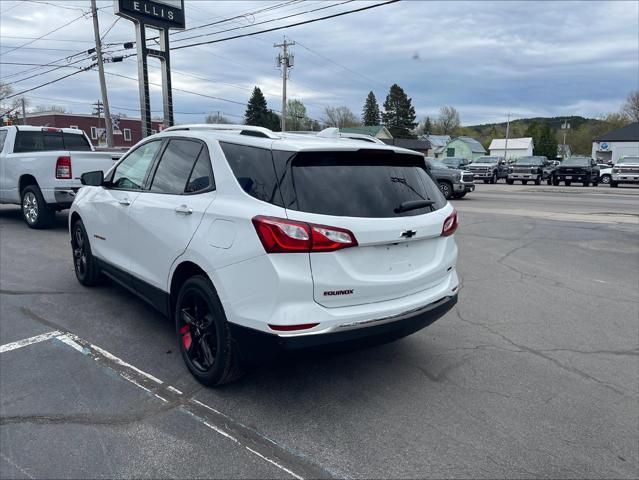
[176,276,243,386]
[438,181,452,200]
[72,220,101,286]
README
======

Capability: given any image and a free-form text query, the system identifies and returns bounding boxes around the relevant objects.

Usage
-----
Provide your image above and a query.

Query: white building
[591,122,639,163]
[488,137,533,160]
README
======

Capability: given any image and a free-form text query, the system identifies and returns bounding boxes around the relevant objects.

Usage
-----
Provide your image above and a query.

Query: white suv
[70,125,460,386]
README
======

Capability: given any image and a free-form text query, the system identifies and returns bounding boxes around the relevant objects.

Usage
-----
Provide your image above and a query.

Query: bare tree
[205,112,231,124]
[435,106,461,135]
[621,90,639,123]
[322,106,360,128]
[33,105,67,113]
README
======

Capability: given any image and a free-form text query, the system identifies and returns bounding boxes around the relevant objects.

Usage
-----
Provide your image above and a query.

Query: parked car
[70,124,460,386]
[425,157,475,199]
[0,125,121,228]
[440,157,471,170]
[466,156,508,183]
[506,156,549,185]
[598,164,613,185]
[552,157,600,186]
[611,156,639,187]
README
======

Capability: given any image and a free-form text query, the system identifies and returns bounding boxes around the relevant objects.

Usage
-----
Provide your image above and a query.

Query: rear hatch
[281,149,453,308]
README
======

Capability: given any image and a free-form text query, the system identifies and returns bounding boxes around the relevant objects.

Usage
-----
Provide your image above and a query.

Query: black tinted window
[62,132,91,151]
[220,142,283,206]
[280,150,445,218]
[150,139,203,194]
[186,148,214,193]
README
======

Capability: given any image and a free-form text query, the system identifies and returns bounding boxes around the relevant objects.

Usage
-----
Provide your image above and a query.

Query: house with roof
[488,137,534,161]
[421,134,450,158]
[443,136,486,161]
[381,138,431,155]
[591,122,639,163]
[339,125,393,140]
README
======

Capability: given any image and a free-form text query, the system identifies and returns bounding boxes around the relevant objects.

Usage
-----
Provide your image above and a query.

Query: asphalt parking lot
[1,183,638,479]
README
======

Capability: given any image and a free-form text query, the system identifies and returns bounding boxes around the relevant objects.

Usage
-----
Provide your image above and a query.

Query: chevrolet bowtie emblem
[401,230,417,239]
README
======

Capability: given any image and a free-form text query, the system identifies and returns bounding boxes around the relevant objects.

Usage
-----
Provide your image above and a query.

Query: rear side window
[14,130,91,152]
[62,132,91,151]
[150,139,203,194]
[0,130,7,152]
[185,148,214,193]
[276,150,446,218]
[220,142,284,206]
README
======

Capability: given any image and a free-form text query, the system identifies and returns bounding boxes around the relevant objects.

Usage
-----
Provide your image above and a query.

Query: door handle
[175,205,193,215]
[118,198,131,206]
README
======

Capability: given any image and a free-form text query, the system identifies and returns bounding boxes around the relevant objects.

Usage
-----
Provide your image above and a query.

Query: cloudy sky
[1,0,637,126]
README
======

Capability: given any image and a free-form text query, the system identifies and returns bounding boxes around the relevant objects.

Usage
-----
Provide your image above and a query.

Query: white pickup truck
[0,125,121,228]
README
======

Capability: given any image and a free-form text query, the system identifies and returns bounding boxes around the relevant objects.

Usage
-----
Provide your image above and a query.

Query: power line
[0,12,90,56]
[2,65,95,100]
[171,0,400,50]
[1,57,91,85]
[171,1,353,44]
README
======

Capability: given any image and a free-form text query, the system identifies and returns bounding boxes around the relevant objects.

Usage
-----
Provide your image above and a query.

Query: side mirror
[607,161,613,166]
[81,170,104,186]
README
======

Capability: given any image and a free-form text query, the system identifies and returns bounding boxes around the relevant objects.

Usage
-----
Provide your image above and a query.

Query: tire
[506,179,514,185]
[452,192,466,199]
[175,275,244,386]
[534,175,541,185]
[490,173,497,184]
[483,179,489,184]
[438,181,452,200]
[71,219,102,286]
[21,185,55,229]
[522,180,528,185]
[611,181,619,188]
[593,181,599,187]
[600,174,611,185]
[552,178,560,186]
[583,181,590,187]
[565,181,571,186]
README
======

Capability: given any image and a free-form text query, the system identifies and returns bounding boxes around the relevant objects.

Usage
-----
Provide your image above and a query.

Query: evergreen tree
[525,121,542,155]
[244,86,273,128]
[382,84,417,138]
[537,121,557,159]
[423,116,433,135]
[362,91,381,126]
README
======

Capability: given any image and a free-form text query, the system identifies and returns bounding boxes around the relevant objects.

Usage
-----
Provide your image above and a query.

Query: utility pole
[21,98,26,125]
[561,118,570,158]
[274,38,295,132]
[90,0,114,147]
[503,112,511,162]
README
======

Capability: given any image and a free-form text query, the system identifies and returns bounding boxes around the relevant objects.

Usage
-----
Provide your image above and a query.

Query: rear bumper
[229,294,457,359]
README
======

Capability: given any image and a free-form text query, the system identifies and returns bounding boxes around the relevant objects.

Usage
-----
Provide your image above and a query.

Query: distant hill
[459,116,611,156]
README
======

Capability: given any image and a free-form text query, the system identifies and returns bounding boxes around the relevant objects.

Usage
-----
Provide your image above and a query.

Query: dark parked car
[552,157,599,186]
[440,157,471,170]
[425,158,475,199]
[466,156,508,183]
[506,156,550,185]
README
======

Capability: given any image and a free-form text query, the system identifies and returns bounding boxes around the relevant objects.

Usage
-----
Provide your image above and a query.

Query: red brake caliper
[179,324,192,349]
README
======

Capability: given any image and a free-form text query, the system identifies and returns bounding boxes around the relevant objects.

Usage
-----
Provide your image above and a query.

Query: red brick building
[24,112,164,148]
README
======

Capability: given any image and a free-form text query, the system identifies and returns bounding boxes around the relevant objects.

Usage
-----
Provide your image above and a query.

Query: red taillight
[55,156,72,179]
[268,323,319,331]
[252,216,357,253]
[441,209,458,237]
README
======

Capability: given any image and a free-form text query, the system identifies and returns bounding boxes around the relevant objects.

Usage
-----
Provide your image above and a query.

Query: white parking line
[0,330,61,354]
[0,329,307,479]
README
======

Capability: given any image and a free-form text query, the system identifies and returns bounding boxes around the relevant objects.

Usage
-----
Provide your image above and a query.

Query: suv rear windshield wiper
[394,200,435,214]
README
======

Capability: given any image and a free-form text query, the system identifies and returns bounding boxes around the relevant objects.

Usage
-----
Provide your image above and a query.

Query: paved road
[1,184,637,479]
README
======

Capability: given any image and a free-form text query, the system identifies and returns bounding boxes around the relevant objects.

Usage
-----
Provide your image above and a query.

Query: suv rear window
[275,150,446,218]
[220,142,284,206]
[14,130,91,152]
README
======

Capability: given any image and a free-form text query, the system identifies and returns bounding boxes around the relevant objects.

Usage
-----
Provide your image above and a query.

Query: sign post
[114,0,185,137]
